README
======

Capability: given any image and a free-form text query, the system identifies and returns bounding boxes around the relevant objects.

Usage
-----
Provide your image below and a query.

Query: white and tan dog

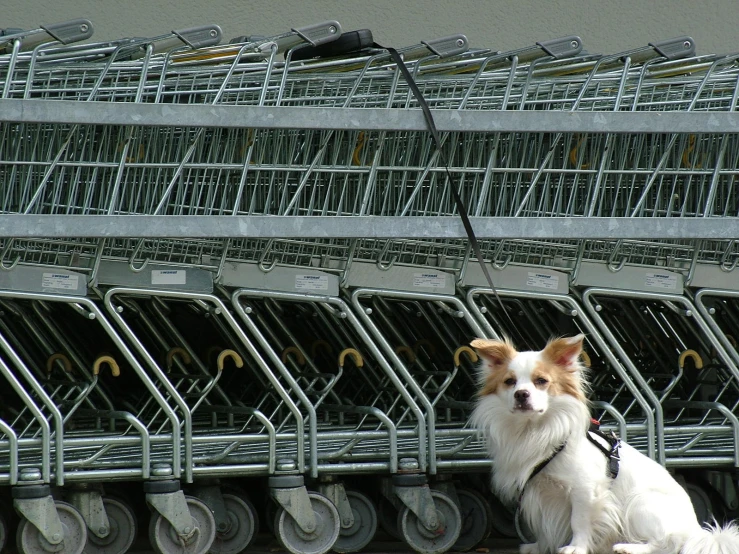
[471,334,739,554]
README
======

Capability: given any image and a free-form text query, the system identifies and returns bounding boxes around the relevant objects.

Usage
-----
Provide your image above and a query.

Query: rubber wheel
[398,490,461,554]
[149,496,216,554]
[264,499,278,535]
[332,490,378,553]
[273,491,340,554]
[514,507,536,544]
[0,510,7,553]
[453,487,493,551]
[686,482,714,525]
[17,501,87,554]
[377,496,402,540]
[209,493,259,554]
[83,497,137,554]
[487,491,518,538]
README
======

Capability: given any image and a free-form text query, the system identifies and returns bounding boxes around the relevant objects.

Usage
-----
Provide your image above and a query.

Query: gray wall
[2,0,736,56]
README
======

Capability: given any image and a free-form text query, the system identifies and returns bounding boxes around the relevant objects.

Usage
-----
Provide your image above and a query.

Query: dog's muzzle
[513,389,533,410]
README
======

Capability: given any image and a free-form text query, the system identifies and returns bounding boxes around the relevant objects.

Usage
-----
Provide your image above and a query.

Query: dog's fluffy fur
[470,334,739,554]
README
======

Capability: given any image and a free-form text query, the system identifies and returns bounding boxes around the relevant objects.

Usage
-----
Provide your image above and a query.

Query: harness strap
[514,442,566,543]
[517,441,567,505]
[587,420,621,479]
[514,423,621,542]
[517,421,621,505]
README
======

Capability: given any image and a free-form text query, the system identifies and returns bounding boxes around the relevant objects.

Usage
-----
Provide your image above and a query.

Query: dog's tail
[680,522,739,554]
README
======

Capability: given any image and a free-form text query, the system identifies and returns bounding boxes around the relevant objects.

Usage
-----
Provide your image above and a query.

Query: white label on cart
[645,272,677,290]
[295,274,329,291]
[413,272,447,288]
[527,272,560,290]
[42,273,79,290]
[151,270,186,285]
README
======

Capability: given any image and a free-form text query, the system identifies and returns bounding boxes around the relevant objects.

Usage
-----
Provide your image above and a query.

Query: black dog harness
[514,420,621,541]
[586,419,621,480]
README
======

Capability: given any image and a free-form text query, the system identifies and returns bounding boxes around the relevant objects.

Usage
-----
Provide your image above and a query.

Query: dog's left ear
[542,334,585,370]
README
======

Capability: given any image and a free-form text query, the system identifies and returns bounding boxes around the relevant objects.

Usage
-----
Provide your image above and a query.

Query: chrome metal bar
[3,99,739,133]
[1,215,738,239]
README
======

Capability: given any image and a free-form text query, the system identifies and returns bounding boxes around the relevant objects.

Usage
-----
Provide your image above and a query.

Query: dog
[470,334,739,554]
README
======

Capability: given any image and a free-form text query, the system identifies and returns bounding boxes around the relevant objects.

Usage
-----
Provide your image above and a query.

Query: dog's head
[470,335,587,417]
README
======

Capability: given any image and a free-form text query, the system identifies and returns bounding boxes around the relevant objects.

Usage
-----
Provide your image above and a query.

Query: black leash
[376,44,515,329]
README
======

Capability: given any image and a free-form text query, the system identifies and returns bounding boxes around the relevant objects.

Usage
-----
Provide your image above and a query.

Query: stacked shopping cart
[1,16,739,554]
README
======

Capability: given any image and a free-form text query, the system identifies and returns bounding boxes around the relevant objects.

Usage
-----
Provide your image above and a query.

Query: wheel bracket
[67,488,111,539]
[190,485,230,533]
[147,491,197,540]
[394,485,440,531]
[13,495,64,545]
[270,486,317,533]
[431,481,461,511]
[380,478,404,511]
[317,482,355,529]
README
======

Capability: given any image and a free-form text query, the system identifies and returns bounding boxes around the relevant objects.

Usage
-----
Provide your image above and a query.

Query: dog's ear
[542,334,585,370]
[470,339,516,371]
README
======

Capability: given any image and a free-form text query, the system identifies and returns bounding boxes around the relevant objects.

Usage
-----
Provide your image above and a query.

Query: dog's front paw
[558,546,587,554]
[520,543,540,554]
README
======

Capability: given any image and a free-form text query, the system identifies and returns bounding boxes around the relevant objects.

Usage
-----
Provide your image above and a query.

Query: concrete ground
[362,537,521,554]
[130,531,522,554]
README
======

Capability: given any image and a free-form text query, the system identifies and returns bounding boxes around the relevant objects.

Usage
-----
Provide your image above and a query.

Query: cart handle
[281,346,306,365]
[339,348,363,368]
[311,340,333,358]
[217,349,244,371]
[678,349,703,369]
[352,131,366,165]
[206,345,224,363]
[395,346,416,364]
[166,347,192,370]
[46,353,72,375]
[711,335,737,359]
[454,346,478,367]
[93,355,120,377]
[0,19,94,48]
[414,339,437,355]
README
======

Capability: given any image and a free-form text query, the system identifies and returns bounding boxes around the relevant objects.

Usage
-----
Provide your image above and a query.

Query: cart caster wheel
[332,490,378,553]
[398,490,461,554]
[686,482,714,525]
[453,487,493,551]
[149,496,216,554]
[264,499,278,535]
[17,501,87,554]
[209,493,259,554]
[83,497,137,554]
[377,496,402,540]
[487,491,517,538]
[273,492,339,554]
[0,510,7,553]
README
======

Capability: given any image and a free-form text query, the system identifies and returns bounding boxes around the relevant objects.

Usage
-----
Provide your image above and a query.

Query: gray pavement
[130,534,521,554]
[362,538,521,554]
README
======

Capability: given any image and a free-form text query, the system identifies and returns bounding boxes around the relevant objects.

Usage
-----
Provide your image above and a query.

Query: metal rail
[3,99,739,133]
[1,215,737,239]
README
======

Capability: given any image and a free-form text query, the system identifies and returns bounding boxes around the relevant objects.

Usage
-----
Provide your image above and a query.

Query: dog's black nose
[514,389,530,402]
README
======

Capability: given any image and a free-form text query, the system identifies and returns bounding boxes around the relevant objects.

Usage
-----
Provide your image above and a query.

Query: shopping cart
[2,14,739,554]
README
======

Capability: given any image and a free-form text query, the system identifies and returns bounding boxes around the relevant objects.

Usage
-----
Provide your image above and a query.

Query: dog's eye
[535,377,548,386]
[503,378,516,386]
